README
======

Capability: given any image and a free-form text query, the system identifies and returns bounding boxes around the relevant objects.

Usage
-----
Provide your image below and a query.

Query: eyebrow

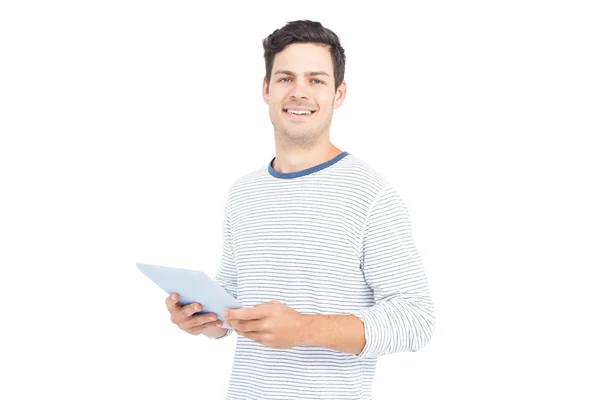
[273,69,331,78]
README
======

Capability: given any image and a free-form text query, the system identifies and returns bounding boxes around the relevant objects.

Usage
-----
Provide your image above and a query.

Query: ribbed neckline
[268,151,349,179]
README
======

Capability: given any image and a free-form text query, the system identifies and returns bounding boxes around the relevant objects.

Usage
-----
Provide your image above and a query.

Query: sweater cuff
[352,310,378,359]
[208,328,232,340]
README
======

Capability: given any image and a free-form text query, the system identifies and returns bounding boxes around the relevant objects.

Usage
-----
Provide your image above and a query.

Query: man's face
[263,43,346,146]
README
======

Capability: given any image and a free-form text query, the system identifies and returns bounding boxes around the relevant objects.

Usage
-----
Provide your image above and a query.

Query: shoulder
[224,162,269,200]
[338,153,397,201]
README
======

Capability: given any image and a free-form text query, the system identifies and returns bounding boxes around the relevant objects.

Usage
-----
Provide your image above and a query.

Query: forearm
[300,314,366,355]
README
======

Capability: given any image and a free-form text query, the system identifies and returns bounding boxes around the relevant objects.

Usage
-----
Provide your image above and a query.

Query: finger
[187,320,224,335]
[171,302,203,325]
[181,313,220,330]
[165,293,181,312]
[230,319,263,333]
[224,306,264,321]
[181,302,203,318]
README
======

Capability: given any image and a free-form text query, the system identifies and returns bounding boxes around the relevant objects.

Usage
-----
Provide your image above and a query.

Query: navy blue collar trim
[268,151,349,179]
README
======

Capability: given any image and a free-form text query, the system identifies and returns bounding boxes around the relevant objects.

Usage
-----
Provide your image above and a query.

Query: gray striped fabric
[212,151,435,400]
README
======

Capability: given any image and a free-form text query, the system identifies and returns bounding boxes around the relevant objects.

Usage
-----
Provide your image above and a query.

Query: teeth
[286,109,312,115]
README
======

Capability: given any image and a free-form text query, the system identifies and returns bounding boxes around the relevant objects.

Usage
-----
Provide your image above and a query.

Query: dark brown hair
[262,20,346,90]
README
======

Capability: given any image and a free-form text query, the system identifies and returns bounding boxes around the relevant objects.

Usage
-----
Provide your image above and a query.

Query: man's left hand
[224,301,308,349]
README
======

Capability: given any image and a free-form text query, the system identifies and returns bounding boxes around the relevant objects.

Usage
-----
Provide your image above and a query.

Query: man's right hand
[166,293,228,338]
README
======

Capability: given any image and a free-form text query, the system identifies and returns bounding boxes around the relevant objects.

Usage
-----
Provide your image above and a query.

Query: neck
[271,141,342,174]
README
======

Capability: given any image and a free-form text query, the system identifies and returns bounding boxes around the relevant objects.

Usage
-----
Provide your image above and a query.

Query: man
[166,20,435,400]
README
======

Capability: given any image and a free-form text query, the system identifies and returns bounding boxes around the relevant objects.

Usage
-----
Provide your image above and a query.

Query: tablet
[136,262,242,329]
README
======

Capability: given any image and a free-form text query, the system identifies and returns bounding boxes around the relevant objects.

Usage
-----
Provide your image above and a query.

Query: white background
[1,1,598,399]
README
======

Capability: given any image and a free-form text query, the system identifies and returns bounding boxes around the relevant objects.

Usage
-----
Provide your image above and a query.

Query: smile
[283,108,316,120]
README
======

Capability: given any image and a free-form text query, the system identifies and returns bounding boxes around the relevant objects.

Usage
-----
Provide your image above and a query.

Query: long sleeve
[211,190,238,339]
[352,184,435,358]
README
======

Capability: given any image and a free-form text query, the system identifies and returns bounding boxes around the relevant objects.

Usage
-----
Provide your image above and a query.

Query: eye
[278,77,291,83]
[312,79,324,84]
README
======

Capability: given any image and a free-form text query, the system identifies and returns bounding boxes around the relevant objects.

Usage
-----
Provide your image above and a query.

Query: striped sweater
[212,151,435,400]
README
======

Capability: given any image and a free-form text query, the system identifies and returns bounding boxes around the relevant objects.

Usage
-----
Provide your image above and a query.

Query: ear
[333,80,347,110]
[262,76,270,105]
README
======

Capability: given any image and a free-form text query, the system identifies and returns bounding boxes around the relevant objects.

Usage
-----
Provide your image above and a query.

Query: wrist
[298,314,324,347]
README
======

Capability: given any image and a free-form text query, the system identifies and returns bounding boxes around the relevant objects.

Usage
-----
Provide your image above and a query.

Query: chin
[279,127,321,144]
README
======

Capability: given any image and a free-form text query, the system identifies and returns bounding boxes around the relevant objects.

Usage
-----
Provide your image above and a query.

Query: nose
[290,80,310,101]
